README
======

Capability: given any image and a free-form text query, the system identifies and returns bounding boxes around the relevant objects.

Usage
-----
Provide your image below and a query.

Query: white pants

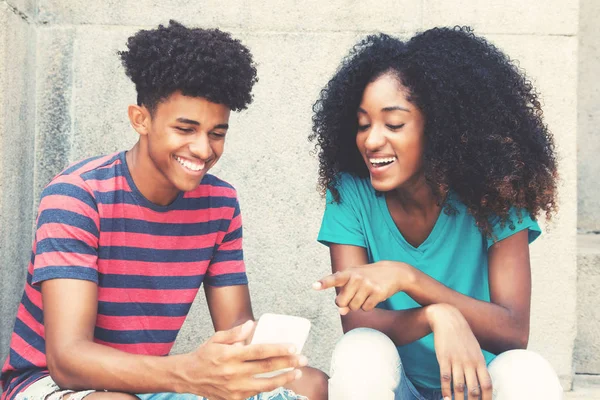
[328,328,563,400]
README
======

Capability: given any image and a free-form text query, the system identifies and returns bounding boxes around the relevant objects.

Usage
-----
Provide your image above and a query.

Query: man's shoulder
[39,152,124,211]
[56,152,122,181]
[45,152,123,192]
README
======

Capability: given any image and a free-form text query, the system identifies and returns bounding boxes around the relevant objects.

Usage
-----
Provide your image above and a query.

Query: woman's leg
[487,349,563,400]
[328,328,420,400]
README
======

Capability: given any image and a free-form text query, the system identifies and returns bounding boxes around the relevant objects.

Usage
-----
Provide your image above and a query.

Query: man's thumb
[211,320,255,345]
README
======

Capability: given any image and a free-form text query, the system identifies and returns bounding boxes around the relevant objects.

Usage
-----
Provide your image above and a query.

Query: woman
[310,27,563,400]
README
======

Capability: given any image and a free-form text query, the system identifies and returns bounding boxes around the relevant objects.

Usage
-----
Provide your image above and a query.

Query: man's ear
[128,104,151,136]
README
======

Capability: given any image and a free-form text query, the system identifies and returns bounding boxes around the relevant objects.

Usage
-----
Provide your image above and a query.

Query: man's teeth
[175,156,204,171]
[369,157,396,165]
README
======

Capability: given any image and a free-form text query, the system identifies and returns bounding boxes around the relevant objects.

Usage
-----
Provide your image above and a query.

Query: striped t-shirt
[1,151,248,400]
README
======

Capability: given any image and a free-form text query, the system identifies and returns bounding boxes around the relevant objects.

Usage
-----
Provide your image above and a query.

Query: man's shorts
[15,376,307,400]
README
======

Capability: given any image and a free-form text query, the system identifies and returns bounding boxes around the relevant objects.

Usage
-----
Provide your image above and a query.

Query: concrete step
[565,374,600,399]
[575,234,600,374]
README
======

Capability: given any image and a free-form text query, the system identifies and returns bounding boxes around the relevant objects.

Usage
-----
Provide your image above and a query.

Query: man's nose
[189,133,212,160]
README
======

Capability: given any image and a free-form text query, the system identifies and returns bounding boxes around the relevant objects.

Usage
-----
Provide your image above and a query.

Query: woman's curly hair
[119,20,257,112]
[310,26,558,238]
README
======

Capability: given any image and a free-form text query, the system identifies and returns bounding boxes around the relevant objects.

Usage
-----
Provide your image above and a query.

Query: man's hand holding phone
[249,313,312,378]
[177,320,308,400]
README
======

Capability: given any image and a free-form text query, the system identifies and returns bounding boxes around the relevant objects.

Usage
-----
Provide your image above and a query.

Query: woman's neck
[387,174,439,216]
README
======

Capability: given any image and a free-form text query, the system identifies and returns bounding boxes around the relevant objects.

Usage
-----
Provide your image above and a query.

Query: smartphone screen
[249,313,312,378]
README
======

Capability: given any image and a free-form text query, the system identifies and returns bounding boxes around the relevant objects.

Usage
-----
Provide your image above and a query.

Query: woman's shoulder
[332,173,376,203]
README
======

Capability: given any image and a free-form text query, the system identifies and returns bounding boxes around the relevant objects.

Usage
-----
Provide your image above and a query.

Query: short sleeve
[486,207,541,249]
[205,195,248,287]
[32,175,100,285]
[317,176,366,248]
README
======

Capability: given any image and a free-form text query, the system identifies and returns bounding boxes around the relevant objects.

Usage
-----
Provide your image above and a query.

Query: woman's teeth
[369,157,396,167]
[175,156,204,172]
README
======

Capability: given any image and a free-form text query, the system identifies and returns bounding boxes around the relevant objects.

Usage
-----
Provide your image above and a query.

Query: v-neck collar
[377,192,450,255]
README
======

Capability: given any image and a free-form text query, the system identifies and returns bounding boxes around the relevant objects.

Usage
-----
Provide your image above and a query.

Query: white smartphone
[249,313,312,378]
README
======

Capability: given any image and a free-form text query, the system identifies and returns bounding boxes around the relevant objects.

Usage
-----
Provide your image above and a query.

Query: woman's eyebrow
[382,106,410,113]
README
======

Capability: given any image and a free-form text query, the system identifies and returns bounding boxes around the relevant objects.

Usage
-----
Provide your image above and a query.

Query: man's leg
[487,349,563,400]
[282,366,328,400]
[14,376,138,400]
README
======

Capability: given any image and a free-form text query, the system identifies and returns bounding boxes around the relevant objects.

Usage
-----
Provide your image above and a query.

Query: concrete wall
[578,0,600,233]
[0,0,581,391]
[575,0,600,377]
[0,0,36,365]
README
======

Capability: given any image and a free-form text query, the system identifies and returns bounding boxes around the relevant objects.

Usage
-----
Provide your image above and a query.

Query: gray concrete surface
[566,375,600,399]
[578,0,600,233]
[575,234,600,374]
[0,0,36,366]
[0,0,592,394]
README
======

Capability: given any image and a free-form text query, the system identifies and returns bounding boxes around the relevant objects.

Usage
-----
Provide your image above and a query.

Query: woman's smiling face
[356,72,426,192]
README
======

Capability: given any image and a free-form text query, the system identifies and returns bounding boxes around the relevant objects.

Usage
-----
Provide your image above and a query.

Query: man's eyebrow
[176,118,200,125]
[175,119,229,130]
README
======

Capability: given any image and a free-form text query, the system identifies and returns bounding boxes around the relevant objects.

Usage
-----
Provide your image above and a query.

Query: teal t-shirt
[317,173,541,389]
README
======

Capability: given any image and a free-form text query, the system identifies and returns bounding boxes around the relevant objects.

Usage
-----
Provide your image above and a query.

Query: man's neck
[126,142,180,206]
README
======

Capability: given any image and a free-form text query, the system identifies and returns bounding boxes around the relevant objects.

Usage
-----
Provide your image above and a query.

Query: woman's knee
[329,328,401,387]
[488,349,563,399]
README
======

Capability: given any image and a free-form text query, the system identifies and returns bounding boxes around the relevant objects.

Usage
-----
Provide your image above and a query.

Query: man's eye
[176,127,193,133]
[211,132,226,138]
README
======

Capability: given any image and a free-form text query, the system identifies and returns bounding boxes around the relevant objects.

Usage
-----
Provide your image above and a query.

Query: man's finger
[338,306,350,315]
[238,342,298,362]
[251,369,303,394]
[243,355,307,375]
[312,271,351,290]
[211,320,255,345]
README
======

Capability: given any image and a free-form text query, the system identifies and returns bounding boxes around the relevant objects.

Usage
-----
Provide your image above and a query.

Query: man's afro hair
[119,20,258,112]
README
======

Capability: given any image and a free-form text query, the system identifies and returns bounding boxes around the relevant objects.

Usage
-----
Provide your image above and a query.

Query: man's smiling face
[138,91,231,203]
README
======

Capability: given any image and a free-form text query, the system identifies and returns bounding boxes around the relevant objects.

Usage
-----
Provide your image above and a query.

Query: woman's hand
[426,303,493,400]
[312,261,416,315]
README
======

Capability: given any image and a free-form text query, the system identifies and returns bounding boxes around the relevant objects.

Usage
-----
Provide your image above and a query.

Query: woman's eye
[357,124,370,132]
[387,124,405,130]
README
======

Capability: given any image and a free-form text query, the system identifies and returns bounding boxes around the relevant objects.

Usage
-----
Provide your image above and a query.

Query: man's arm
[42,278,183,392]
[204,284,254,332]
[42,278,304,398]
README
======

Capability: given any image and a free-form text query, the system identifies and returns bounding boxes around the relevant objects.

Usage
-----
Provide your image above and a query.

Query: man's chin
[174,175,206,192]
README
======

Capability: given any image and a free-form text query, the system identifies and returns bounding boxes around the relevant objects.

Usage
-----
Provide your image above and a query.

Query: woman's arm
[323,243,494,399]
[403,229,531,353]
[327,243,433,346]
[319,229,532,354]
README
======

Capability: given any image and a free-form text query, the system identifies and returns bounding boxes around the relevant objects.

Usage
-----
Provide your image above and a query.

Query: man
[1,20,327,400]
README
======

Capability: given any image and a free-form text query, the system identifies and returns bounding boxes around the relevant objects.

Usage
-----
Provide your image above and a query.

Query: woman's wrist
[425,303,457,331]
[389,261,418,293]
